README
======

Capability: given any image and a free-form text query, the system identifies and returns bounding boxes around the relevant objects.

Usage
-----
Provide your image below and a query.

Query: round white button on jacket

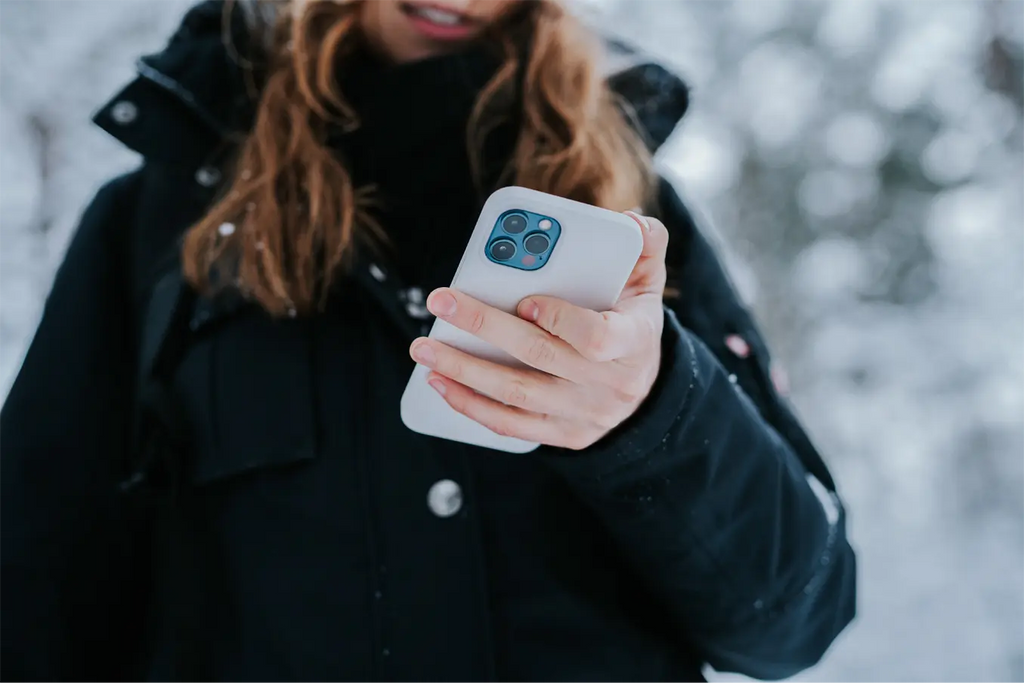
[427,479,462,518]
[195,165,222,187]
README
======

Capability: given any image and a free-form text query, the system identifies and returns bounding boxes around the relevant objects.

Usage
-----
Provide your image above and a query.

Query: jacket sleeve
[538,178,856,680]
[1,171,150,681]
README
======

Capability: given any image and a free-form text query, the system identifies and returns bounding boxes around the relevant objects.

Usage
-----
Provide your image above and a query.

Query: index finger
[518,296,652,364]
[424,287,606,384]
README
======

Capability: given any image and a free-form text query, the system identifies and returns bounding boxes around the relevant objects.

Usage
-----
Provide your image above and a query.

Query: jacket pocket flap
[178,312,318,486]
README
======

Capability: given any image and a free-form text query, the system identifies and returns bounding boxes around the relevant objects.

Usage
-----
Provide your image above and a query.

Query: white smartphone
[399,186,644,453]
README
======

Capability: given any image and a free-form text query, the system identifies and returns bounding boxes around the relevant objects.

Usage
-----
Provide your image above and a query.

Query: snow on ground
[1,1,1021,680]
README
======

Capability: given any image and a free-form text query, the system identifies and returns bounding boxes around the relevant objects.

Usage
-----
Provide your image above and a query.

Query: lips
[403,3,465,26]
[401,2,473,27]
[399,2,478,41]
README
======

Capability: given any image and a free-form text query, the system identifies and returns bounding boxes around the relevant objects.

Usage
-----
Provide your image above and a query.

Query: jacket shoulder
[77,170,145,248]
[78,164,201,308]
[89,168,144,206]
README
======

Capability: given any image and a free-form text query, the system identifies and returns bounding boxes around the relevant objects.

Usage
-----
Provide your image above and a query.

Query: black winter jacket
[1,3,855,681]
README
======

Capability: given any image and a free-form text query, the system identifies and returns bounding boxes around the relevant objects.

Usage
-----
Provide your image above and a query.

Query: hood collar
[94,0,689,165]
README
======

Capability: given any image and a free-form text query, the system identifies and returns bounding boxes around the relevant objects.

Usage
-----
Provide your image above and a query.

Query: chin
[390,45,437,63]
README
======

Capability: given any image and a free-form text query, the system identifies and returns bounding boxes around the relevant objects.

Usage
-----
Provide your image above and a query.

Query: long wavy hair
[182,0,654,316]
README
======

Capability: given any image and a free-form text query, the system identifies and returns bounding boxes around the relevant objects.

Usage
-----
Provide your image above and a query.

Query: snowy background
[1,1,1022,680]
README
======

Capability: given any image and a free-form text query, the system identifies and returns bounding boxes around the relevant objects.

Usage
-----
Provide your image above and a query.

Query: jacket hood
[93,1,690,168]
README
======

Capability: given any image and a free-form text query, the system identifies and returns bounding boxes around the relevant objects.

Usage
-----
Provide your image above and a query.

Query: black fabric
[1,2,855,681]
[126,268,203,678]
[330,43,515,289]
[0,173,151,681]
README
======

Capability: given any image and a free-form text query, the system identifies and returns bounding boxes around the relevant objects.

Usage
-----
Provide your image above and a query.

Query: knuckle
[563,429,596,451]
[500,379,530,408]
[613,386,641,406]
[648,216,669,241]
[445,392,467,415]
[444,358,465,381]
[593,408,621,431]
[487,419,517,438]
[546,304,565,333]
[615,374,648,404]
[584,319,614,362]
[593,411,614,432]
[654,262,669,281]
[644,314,662,343]
[468,308,486,335]
[525,336,558,367]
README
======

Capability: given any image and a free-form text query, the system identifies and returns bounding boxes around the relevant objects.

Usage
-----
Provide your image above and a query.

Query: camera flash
[538,219,552,230]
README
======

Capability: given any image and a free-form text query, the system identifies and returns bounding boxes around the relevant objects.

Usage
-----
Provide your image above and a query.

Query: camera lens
[524,233,550,255]
[489,238,517,261]
[502,213,527,234]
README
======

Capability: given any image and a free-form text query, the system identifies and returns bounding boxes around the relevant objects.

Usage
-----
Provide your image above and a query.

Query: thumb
[622,211,669,297]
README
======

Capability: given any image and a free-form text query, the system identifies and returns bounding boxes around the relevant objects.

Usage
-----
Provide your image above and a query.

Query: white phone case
[399,186,644,453]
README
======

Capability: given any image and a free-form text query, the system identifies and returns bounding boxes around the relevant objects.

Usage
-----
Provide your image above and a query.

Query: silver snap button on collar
[110,100,138,125]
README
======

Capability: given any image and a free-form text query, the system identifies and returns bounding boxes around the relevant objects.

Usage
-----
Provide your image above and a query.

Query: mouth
[399,2,479,41]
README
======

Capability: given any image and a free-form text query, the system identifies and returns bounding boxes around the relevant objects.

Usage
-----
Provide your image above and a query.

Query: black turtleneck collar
[336,42,504,138]
[327,41,517,288]
[328,40,512,192]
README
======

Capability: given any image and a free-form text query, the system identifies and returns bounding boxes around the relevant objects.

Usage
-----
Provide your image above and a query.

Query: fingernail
[428,290,457,317]
[411,341,436,366]
[626,210,651,232]
[520,299,539,322]
[428,377,446,396]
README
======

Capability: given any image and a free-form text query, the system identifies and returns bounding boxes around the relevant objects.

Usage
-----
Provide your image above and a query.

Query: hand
[408,212,669,450]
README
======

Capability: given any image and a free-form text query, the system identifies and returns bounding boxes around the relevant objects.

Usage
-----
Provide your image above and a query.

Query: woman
[1,1,855,680]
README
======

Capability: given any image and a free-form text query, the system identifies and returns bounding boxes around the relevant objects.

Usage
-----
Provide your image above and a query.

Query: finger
[518,295,651,363]
[409,337,589,419]
[612,291,665,355]
[425,287,605,383]
[425,373,599,450]
[622,211,669,297]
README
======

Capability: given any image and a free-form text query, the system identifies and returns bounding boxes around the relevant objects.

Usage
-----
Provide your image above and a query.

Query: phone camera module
[489,238,517,261]
[524,233,550,255]
[502,213,527,234]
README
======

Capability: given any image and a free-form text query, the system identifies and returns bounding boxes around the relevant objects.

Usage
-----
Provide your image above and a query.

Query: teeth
[416,6,462,25]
